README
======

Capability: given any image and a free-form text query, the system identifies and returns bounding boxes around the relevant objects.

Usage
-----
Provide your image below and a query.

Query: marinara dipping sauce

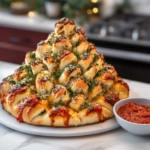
[117,102,150,124]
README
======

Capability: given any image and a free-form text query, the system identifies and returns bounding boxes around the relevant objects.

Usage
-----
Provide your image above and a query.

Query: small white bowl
[113,98,150,135]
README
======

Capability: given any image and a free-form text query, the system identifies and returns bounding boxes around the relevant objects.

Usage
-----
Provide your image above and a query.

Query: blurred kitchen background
[0,0,150,83]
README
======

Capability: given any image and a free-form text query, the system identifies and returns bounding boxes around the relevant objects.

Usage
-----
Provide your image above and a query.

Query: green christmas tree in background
[0,0,101,25]
[62,0,101,25]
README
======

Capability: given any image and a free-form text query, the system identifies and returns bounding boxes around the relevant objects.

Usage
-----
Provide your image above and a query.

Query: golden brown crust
[30,59,47,75]
[3,86,31,115]
[71,28,86,46]
[25,51,36,65]
[52,36,72,54]
[59,65,81,85]
[69,78,88,95]
[36,41,52,59]
[43,53,58,72]
[50,85,70,105]
[74,40,89,54]
[55,18,76,37]
[78,54,93,72]
[36,71,54,95]
[0,18,129,127]
[59,51,77,70]
[78,104,113,125]
[112,77,129,99]
[69,94,85,112]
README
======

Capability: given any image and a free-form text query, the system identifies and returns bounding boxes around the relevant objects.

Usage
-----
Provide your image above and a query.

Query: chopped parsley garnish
[83,102,90,108]
[66,64,80,74]
[93,54,99,63]
[7,76,16,85]
[53,100,65,107]
[30,52,36,59]
[54,69,64,79]
[101,90,107,96]
[75,41,80,47]
[14,65,36,87]
[39,110,46,116]
[88,80,95,91]
[87,64,93,71]
[47,39,52,45]
[26,65,33,77]
[15,73,36,87]
[9,80,16,85]
[30,58,43,65]
[42,65,48,70]
[37,94,49,100]
[95,68,107,77]
[52,53,60,63]
[16,65,25,71]
[70,50,80,60]
[68,88,75,97]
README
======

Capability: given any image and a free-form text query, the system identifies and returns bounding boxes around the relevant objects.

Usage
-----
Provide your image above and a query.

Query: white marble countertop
[0,11,57,32]
[0,61,150,150]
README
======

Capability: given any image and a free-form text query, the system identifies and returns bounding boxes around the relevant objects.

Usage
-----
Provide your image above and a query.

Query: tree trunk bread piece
[0,18,129,127]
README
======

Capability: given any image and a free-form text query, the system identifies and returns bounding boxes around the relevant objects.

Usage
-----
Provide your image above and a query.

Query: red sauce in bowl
[117,102,150,124]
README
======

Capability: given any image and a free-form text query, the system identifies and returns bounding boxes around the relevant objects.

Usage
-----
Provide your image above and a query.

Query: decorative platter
[0,105,119,137]
[0,89,137,137]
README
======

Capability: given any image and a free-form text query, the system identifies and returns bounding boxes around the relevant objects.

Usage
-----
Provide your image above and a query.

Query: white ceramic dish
[113,98,150,135]
[0,105,119,137]
[0,89,137,137]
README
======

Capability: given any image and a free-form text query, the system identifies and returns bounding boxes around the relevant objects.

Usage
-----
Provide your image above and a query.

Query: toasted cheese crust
[36,41,52,59]
[59,51,77,70]
[55,18,76,37]
[36,71,54,95]
[59,65,81,85]
[52,36,72,54]
[0,18,129,127]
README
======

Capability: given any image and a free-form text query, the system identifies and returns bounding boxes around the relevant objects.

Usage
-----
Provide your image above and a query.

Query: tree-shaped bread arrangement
[0,18,129,127]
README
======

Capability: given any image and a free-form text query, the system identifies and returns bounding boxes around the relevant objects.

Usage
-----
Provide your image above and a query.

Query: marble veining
[0,61,150,150]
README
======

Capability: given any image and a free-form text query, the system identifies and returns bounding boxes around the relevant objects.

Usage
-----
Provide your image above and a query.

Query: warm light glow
[28,11,35,17]
[93,7,98,13]
[87,9,92,15]
[91,0,98,3]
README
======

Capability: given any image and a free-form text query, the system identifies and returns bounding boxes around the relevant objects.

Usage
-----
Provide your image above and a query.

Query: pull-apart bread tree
[0,18,129,127]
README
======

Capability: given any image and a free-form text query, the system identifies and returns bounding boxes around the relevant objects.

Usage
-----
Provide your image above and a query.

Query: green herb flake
[70,50,80,60]
[88,80,95,91]
[93,54,99,63]
[84,102,90,108]
[75,41,80,47]
[9,80,16,85]
[30,52,36,59]
[52,53,60,63]
[16,65,25,71]
[39,110,46,116]
[53,100,65,107]
[47,39,52,45]
[68,88,75,97]
[55,69,64,79]
[38,94,49,100]
[101,89,107,96]
[42,65,48,70]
